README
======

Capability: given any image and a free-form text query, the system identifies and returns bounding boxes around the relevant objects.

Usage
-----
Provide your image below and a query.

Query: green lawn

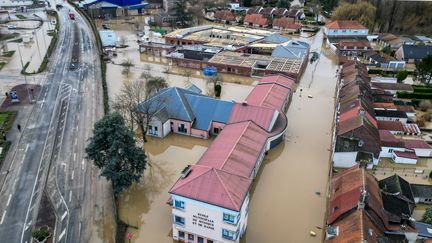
[16,14,26,19]
[10,38,23,43]
[0,113,7,126]
[0,33,19,41]
[1,50,15,57]
[0,62,6,71]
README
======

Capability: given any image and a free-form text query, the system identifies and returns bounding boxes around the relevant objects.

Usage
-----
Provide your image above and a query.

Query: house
[371,82,413,96]
[404,139,432,157]
[243,13,268,28]
[337,40,371,56]
[272,17,301,32]
[286,9,304,20]
[0,0,32,7]
[247,6,262,14]
[379,174,416,223]
[99,30,117,47]
[377,120,420,135]
[324,20,368,38]
[411,184,432,204]
[214,10,236,24]
[374,110,408,124]
[379,130,405,158]
[332,151,374,168]
[378,34,415,50]
[414,35,432,44]
[260,7,275,18]
[262,33,290,44]
[273,8,288,18]
[395,44,432,64]
[153,12,173,27]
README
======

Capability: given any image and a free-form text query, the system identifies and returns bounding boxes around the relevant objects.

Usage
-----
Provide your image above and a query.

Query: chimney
[357,188,367,209]
[358,108,365,117]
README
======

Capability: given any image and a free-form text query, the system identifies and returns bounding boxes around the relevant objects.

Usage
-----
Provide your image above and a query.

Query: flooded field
[114,27,338,243]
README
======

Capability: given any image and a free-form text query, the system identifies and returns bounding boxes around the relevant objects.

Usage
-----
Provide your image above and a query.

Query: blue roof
[137,87,234,131]
[185,84,202,94]
[414,221,432,238]
[138,87,197,122]
[185,95,234,130]
[263,34,290,44]
[84,0,147,7]
[271,40,310,59]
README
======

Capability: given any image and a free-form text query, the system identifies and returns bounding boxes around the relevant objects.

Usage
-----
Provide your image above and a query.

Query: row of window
[177,227,237,242]
[174,199,238,225]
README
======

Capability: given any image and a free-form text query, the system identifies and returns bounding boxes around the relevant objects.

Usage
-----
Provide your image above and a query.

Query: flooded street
[114,27,338,242]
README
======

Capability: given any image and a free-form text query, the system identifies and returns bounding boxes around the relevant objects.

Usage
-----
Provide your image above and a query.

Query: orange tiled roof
[244,13,268,26]
[326,20,367,30]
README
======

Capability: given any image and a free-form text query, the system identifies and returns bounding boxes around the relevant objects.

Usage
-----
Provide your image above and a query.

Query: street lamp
[16,43,33,103]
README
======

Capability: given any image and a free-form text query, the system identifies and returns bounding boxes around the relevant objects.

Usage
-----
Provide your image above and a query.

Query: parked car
[102,24,110,30]
[7,25,17,29]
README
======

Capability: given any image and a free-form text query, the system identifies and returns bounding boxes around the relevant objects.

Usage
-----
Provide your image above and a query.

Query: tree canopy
[331,1,376,30]
[416,54,432,85]
[172,0,192,27]
[422,207,432,224]
[85,112,147,196]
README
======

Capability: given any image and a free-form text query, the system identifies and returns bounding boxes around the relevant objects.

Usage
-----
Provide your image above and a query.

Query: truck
[68,12,75,20]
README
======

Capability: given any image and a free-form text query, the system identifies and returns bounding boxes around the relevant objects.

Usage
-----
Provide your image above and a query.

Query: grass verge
[0,33,19,41]
[0,62,5,71]
[2,50,15,57]
[16,14,26,19]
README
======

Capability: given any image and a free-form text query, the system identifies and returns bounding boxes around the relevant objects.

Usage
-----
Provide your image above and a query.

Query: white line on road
[71,170,74,180]
[69,190,72,202]
[73,153,76,161]
[0,211,6,224]
[25,144,29,152]
[6,194,11,206]
[81,159,85,170]
[58,229,66,241]
[61,211,67,221]
[74,137,77,146]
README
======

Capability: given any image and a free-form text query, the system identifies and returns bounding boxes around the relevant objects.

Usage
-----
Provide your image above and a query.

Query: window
[198,236,204,243]
[213,127,220,134]
[154,126,158,135]
[222,229,237,240]
[174,215,185,226]
[389,149,393,153]
[178,124,187,133]
[179,231,185,239]
[174,200,185,209]
[207,240,213,243]
[223,213,236,224]
[188,234,194,241]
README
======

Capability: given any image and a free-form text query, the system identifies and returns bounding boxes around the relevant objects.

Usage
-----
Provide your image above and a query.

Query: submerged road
[0,3,109,243]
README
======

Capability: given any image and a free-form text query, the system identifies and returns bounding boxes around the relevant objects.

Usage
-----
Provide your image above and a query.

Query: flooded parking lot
[111,26,338,242]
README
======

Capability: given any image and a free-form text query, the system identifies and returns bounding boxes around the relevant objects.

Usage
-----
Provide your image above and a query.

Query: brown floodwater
[116,28,339,243]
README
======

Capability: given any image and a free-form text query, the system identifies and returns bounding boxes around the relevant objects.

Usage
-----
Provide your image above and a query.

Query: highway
[0,3,113,243]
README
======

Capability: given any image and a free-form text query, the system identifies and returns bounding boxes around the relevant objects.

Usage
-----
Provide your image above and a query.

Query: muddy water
[117,135,212,242]
[115,28,338,243]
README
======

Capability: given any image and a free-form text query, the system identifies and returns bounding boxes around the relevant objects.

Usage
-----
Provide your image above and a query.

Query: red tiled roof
[339,107,377,128]
[394,151,418,160]
[372,82,413,92]
[402,123,420,134]
[377,120,404,132]
[244,13,268,26]
[395,105,415,113]
[245,83,290,112]
[197,121,268,178]
[272,18,301,30]
[214,10,236,22]
[274,8,288,17]
[404,139,432,149]
[259,74,296,88]
[379,130,405,147]
[373,102,397,110]
[325,20,367,30]
[169,165,252,211]
[229,103,276,132]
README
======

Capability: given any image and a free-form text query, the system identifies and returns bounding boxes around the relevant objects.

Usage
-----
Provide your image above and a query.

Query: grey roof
[400,44,432,60]
[411,184,432,198]
[414,221,432,239]
[185,84,202,94]
[379,174,415,203]
[271,40,310,59]
[374,110,408,119]
[369,54,387,64]
[415,35,431,42]
[263,34,290,44]
[154,107,169,123]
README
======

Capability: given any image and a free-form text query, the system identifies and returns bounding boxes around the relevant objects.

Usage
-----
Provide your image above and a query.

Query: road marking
[25,144,29,152]
[81,159,85,170]
[73,153,76,161]
[74,137,77,146]
[0,211,6,224]
[6,194,11,206]
[69,190,72,202]
[61,211,67,221]
[71,170,74,180]
[58,229,66,240]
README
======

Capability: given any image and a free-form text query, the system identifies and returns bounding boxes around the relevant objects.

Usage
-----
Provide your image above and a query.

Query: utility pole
[16,43,33,103]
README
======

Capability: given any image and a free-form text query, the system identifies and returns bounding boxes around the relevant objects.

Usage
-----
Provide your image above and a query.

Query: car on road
[137,31,144,37]
[7,25,17,29]
[102,24,110,30]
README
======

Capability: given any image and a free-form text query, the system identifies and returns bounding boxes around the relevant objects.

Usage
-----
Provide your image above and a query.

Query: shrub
[423,113,432,122]
[32,227,50,242]
[214,84,222,97]
[423,207,432,224]
[396,70,409,82]
[419,100,432,111]
[397,92,432,99]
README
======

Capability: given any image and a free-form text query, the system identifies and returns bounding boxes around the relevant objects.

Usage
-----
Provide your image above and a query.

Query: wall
[413,148,432,157]
[333,152,358,168]
[171,119,191,136]
[324,28,369,37]
[375,116,408,124]
[0,0,32,7]
[171,194,249,243]
[392,154,417,164]
[147,117,163,138]
[210,121,226,136]
[162,120,171,137]
[380,146,405,158]
[191,128,209,139]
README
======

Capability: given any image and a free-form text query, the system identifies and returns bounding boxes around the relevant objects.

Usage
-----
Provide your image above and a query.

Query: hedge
[397,92,432,99]
[413,86,432,93]
[368,69,415,76]
[68,0,108,114]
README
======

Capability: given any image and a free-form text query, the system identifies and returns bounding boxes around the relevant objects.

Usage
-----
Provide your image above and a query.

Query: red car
[68,12,75,20]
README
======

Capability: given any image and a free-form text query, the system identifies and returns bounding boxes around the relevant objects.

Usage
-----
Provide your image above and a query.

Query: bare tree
[184,69,193,83]
[121,58,134,77]
[112,77,168,143]
[143,64,152,76]
[145,76,168,97]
